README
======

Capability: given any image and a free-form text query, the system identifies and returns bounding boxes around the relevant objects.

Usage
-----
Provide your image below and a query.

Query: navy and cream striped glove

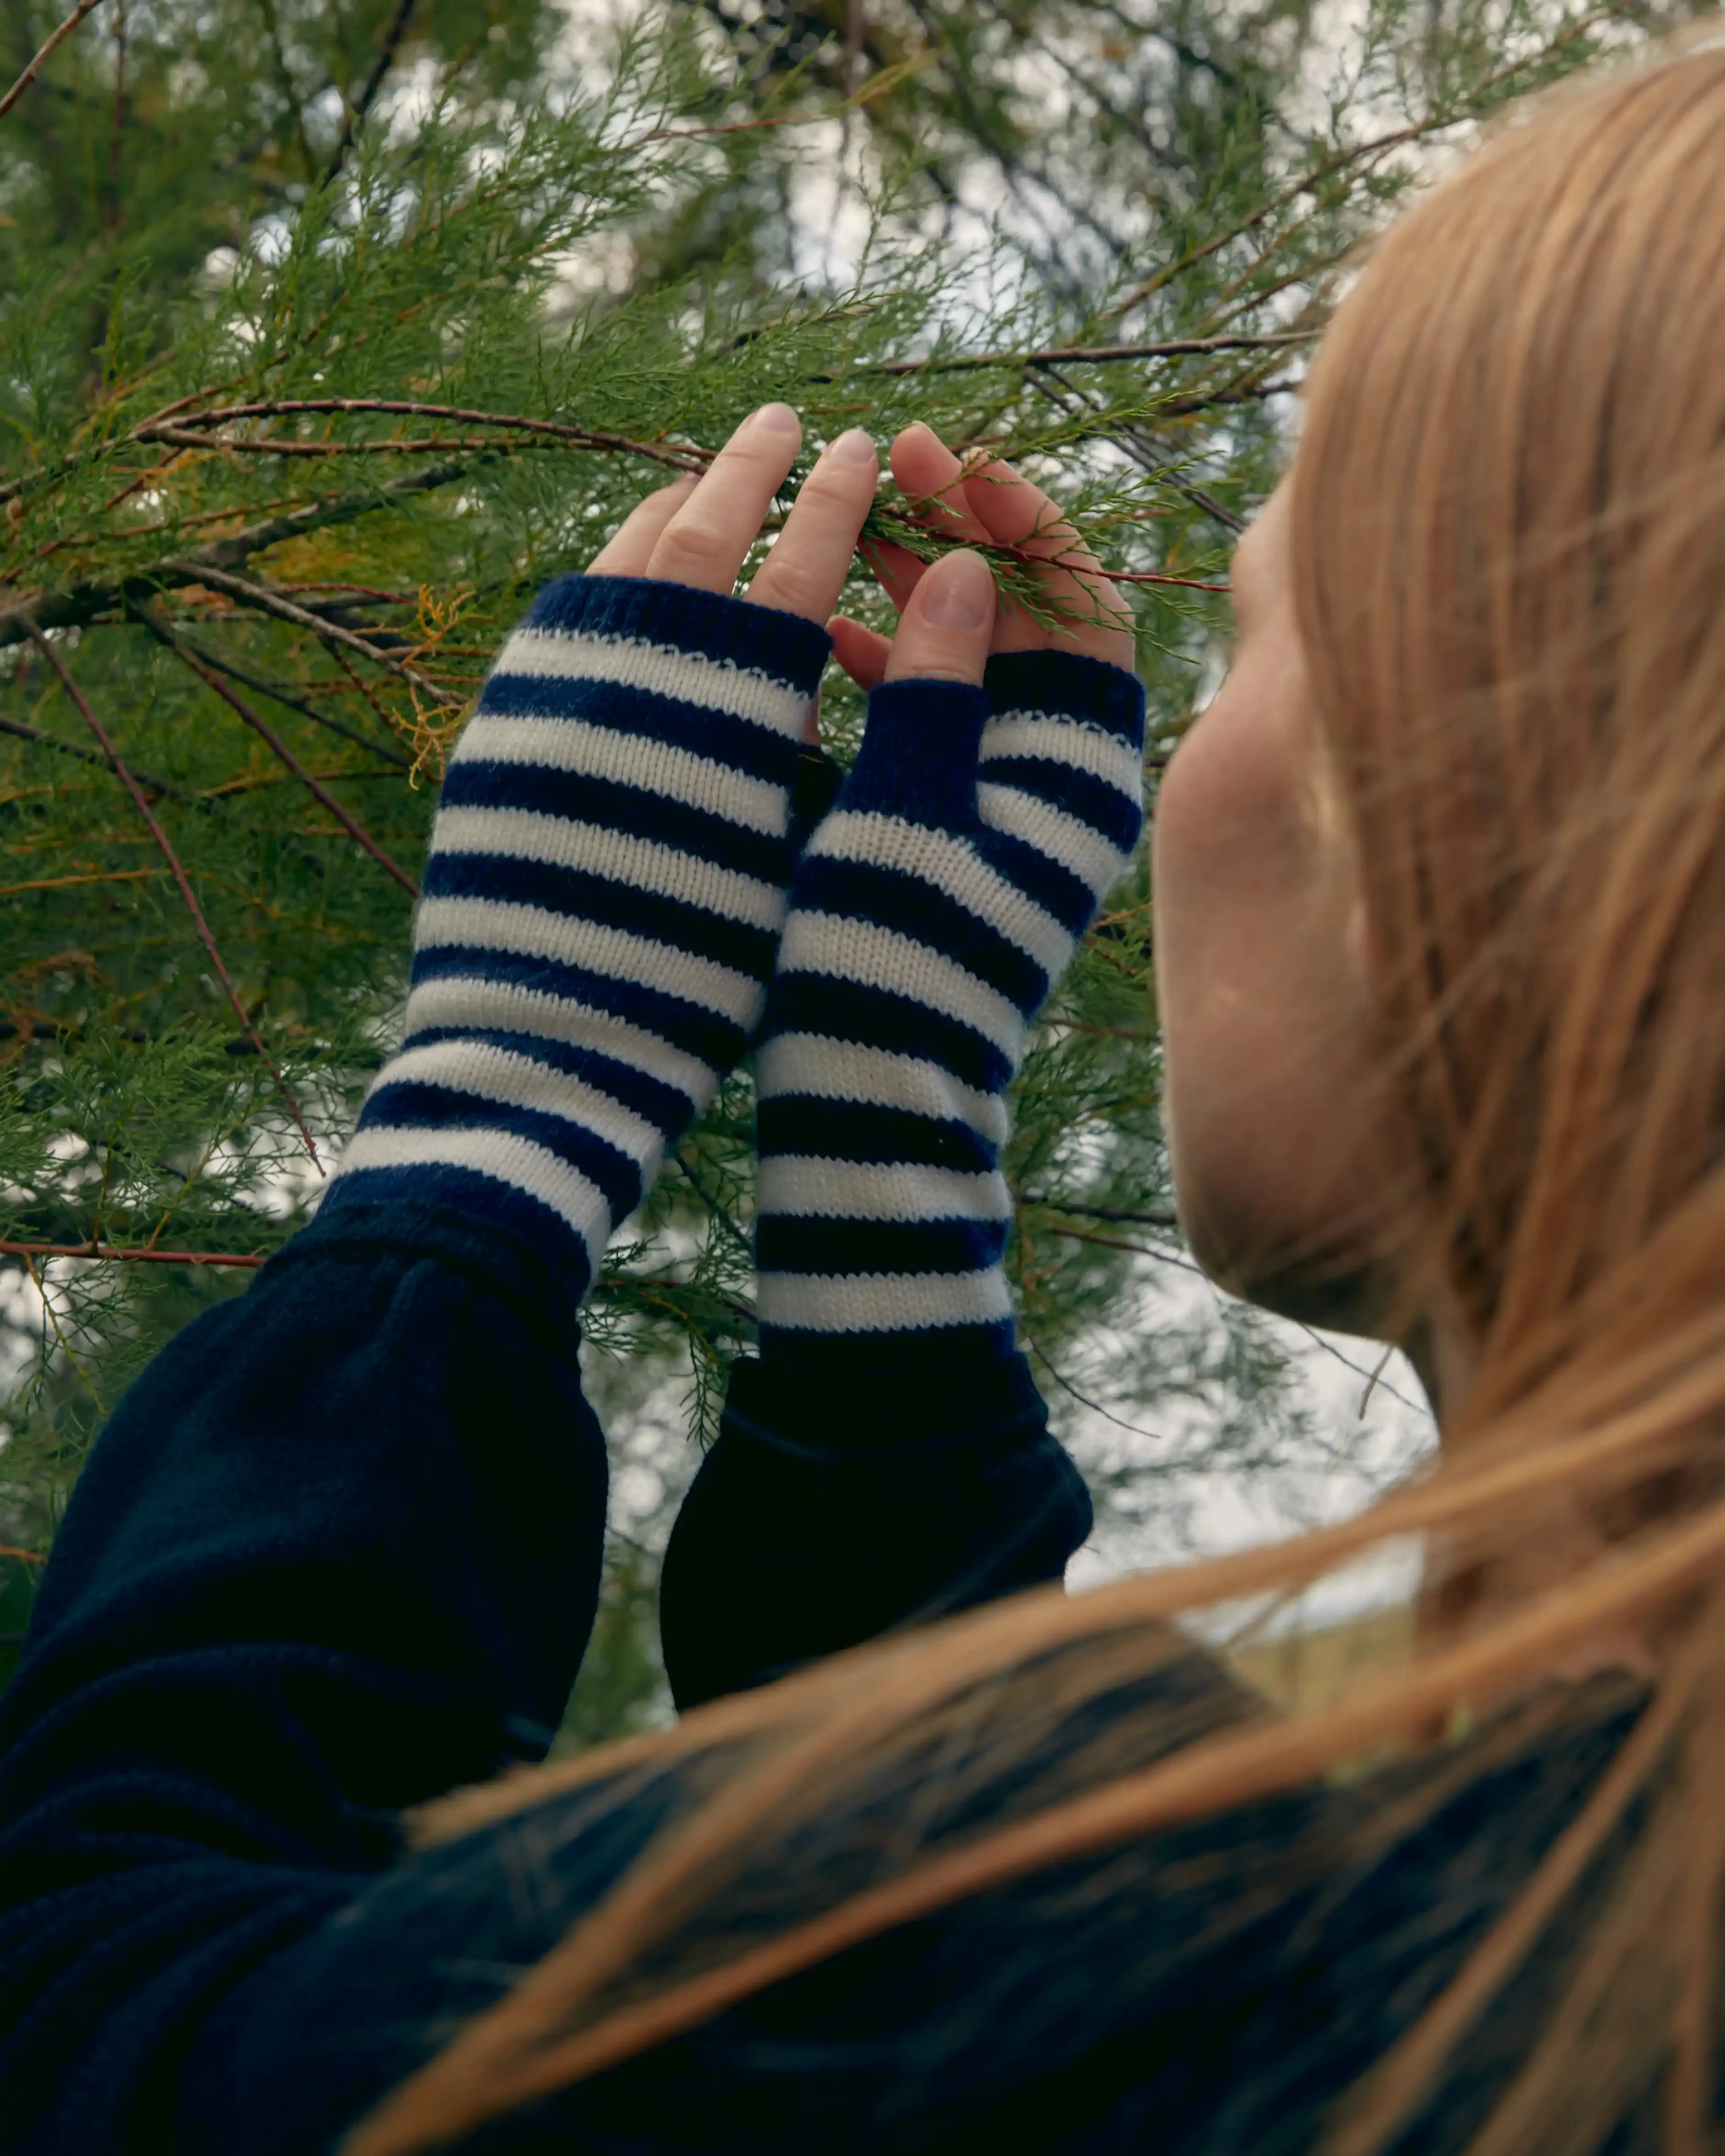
[754,648,1148,1379]
[320,575,830,1297]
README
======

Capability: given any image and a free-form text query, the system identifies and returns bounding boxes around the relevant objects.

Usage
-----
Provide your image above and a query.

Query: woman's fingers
[643,403,804,594]
[882,548,997,685]
[829,614,893,691]
[888,421,993,546]
[961,453,1134,668]
[746,427,879,622]
[583,475,699,576]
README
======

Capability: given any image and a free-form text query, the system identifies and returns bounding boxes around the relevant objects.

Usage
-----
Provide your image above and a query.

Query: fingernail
[749,402,801,437]
[919,550,994,631]
[824,426,877,467]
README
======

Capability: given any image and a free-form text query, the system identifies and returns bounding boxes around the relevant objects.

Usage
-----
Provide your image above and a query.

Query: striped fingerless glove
[320,575,830,1297]
[754,648,1148,1379]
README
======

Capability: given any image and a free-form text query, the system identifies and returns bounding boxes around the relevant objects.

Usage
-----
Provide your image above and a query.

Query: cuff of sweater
[515,575,832,723]
[296,1178,591,1329]
[984,647,1148,746]
[726,1335,1049,1457]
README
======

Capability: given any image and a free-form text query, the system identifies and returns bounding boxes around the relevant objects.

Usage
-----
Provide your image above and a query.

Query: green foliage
[0,0,1669,1734]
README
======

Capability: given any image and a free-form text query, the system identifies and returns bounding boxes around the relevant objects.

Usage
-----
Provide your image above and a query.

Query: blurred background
[0,0,1674,1738]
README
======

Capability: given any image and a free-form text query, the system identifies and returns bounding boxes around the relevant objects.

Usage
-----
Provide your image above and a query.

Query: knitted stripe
[755,649,1147,1361]
[322,575,830,1293]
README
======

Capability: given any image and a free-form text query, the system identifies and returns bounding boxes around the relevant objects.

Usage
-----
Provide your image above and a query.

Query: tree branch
[0,709,189,800]
[855,331,1315,377]
[169,637,412,768]
[133,606,421,896]
[145,400,711,471]
[326,0,417,183]
[156,559,461,708]
[0,1238,263,1269]
[0,0,107,124]
[22,622,323,1168]
[0,459,472,644]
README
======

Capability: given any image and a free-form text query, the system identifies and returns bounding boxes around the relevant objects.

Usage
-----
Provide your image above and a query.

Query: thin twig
[155,559,462,708]
[134,606,421,895]
[0,0,107,124]
[856,331,1317,377]
[145,400,711,474]
[1026,1199,1180,1230]
[22,622,323,1169]
[0,1238,264,1269]
[0,1544,47,1565]
[168,637,412,768]
[0,710,190,798]
[326,0,417,182]
[0,460,472,638]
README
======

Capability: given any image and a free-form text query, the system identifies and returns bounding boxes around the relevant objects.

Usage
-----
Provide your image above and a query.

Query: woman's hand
[585,404,880,743]
[829,421,1136,691]
[588,402,882,614]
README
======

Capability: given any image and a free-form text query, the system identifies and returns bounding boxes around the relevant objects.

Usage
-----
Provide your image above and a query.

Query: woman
[4,36,1724,2156]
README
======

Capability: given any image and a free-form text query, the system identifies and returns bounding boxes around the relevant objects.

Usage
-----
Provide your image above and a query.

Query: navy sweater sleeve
[0,1202,606,2154]
[0,573,1101,2152]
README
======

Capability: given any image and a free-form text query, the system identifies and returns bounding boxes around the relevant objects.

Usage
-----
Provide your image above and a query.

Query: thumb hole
[884,549,997,686]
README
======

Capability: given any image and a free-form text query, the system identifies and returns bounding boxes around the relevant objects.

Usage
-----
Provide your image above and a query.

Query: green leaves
[0,0,1658,1724]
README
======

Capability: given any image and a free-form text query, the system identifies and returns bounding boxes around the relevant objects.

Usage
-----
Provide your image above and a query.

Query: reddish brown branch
[0,1543,47,1565]
[327,0,417,182]
[146,401,711,474]
[135,608,421,896]
[859,331,1316,377]
[156,559,462,708]
[0,460,471,634]
[0,710,189,798]
[22,622,323,1169]
[0,1238,265,1270]
[0,0,108,124]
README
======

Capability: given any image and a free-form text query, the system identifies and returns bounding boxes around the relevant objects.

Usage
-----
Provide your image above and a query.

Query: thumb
[883,548,996,685]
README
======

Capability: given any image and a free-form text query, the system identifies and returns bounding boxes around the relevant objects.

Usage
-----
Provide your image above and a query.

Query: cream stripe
[413,897,763,1028]
[778,912,1024,1056]
[494,627,809,737]
[430,806,784,930]
[811,812,1068,974]
[334,1128,611,1266]
[756,1268,1013,1331]
[455,714,784,835]
[977,782,1129,894]
[980,711,1144,797]
[759,1158,1010,1222]
[372,1039,664,1167]
[402,977,714,1108]
[754,1036,1009,1148]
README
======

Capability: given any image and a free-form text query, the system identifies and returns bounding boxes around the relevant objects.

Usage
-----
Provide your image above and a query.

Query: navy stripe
[357,1084,643,1223]
[979,755,1143,856]
[757,1097,999,1175]
[984,648,1147,746]
[319,1161,593,1287]
[477,674,800,791]
[764,973,1011,1096]
[791,855,1049,1016]
[420,852,777,981]
[524,574,831,695]
[976,828,1104,937]
[757,1214,1008,1277]
[439,763,791,887]
[409,944,747,1070]
[397,1027,694,1137]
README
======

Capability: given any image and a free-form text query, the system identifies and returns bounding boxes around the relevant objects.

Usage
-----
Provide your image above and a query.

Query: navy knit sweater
[0,577,1650,2155]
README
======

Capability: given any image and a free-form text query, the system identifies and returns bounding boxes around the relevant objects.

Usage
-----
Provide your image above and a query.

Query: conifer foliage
[0,0,1660,1714]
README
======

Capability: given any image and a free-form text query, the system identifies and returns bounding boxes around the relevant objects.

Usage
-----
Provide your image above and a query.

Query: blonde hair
[345,38,1725,2156]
